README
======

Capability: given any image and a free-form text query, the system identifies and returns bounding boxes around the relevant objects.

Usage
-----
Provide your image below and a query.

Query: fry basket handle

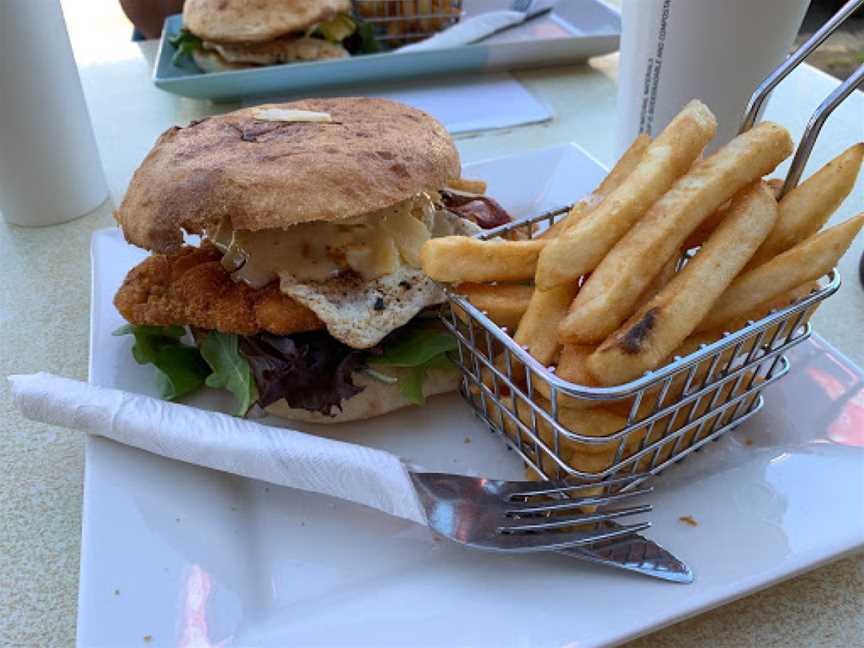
[739,0,864,134]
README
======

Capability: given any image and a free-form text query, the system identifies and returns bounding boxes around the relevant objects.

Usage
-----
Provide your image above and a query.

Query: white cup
[616,0,811,154]
[0,0,108,227]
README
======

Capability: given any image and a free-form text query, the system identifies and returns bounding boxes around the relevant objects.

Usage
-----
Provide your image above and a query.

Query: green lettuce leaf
[398,354,455,405]
[169,29,203,66]
[369,329,457,367]
[369,327,458,405]
[351,19,381,54]
[339,16,381,55]
[200,332,258,416]
[113,324,210,400]
[317,13,357,43]
[312,14,380,55]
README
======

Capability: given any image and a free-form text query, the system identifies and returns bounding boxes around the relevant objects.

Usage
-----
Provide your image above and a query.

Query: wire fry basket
[438,210,840,492]
[352,0,463,45]
[436,0,864,494]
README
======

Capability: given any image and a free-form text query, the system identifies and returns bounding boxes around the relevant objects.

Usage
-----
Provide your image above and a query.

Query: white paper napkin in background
[242,73,553,135]
[9,372,429,525]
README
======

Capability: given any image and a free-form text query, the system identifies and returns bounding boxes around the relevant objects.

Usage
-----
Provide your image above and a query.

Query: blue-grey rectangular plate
[153,0,620,102]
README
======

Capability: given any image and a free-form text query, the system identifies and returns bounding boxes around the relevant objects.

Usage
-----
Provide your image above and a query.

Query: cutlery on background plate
[399,0,558,52]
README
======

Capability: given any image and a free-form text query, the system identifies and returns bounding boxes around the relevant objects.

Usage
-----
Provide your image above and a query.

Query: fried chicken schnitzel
[114,243,324,335]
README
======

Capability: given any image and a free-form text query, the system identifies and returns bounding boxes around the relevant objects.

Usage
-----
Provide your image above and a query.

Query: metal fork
[409,472,652,552]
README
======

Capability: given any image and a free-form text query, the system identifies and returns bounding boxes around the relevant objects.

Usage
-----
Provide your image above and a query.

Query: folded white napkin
[8,372,428,525]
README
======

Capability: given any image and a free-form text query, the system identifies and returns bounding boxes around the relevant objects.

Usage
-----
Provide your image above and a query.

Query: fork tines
[507,473,653,500]
[504,487,653,517]
[494,519,653,552]
[499,502,653,533]
[496,475,653,547]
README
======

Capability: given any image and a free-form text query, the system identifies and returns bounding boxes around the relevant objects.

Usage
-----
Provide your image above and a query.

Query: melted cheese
[209,194,441,288]
[208,198,484,348]
[278,210,482,348]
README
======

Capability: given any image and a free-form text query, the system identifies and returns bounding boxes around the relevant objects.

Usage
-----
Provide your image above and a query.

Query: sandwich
[113,97,511,423]
[171,0,379,73]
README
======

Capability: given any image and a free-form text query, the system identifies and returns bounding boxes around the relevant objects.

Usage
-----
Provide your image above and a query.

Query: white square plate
[80,144,864,647]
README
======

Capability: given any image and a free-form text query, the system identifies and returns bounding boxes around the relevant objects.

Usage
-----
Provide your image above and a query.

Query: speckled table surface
[2,18,863,648]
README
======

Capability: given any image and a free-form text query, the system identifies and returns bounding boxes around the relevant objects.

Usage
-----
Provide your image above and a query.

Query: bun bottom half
[191,49,251,73]
[264,367,460,424]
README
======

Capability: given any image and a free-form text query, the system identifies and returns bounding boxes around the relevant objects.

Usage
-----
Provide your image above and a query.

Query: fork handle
[398,11,526,52]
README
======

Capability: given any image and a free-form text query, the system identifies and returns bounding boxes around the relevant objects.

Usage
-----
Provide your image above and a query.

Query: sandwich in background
[172,0,379,72]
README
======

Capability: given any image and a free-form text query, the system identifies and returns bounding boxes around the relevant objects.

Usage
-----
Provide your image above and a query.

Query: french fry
[596,133,653,196]
[682,201,731,250]
[698,212,864,331]
[699,280,821,336]
[501,395,631,457]
[447,177,487,194]
[420,237,545,282]
[559,449,621,477]
[418,0,433,34]
[557,344,599,386]
[746,142,864,269]
[538,333,756,417]
[685,145,862,252]
[510,398,651,488]
[672,282,819,357]
[539,134,652,240]
[539,194,601,240]
[587,182,779,386]
[471,342,536,409]
[590,280,823,421]
[535,101,718,288]
[514,284,580,365]
[766,178,785,198]
[635,254,679,308]
[555,407,635,457]
[539,258,676,408]
[454,283,532,330]
[524,373,763,482]
[684,178,786,249]
[520,137,662,356]
[643,377,763,469]
[533,344,605,411]
[560,122,793,344]
[600,367,764,456]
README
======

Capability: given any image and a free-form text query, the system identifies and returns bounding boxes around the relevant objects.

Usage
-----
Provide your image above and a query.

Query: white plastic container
[0,0,108,227]
[616,0,810,154]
